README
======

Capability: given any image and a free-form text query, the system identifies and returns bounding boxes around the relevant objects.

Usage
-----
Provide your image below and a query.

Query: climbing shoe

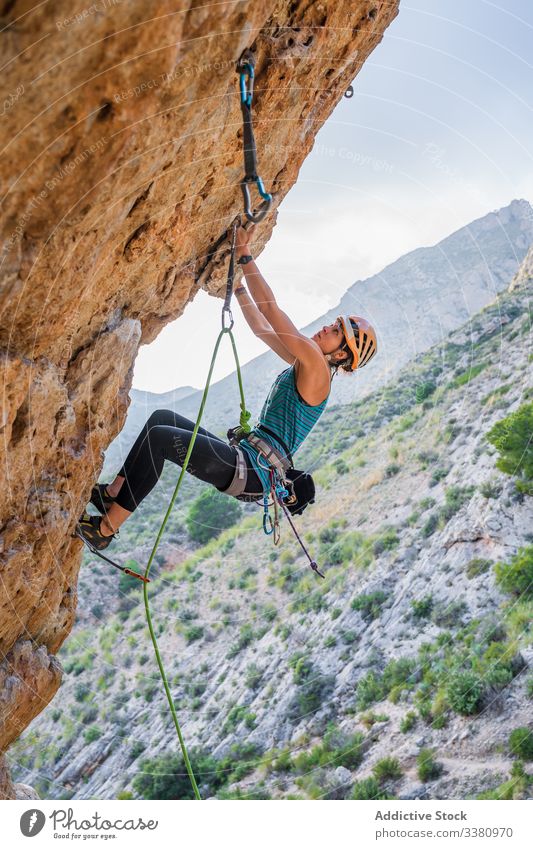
[90,483,115,514]
[75,512,118,551]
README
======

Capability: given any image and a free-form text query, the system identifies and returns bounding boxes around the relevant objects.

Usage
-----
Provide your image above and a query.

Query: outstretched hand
[235,222,255,257]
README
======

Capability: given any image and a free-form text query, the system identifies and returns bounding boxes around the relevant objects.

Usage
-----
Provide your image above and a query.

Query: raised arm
[234,284,295,365]
[235,225,323,369]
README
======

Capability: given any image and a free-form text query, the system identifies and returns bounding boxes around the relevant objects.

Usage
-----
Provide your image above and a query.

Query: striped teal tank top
[239,364,330,495]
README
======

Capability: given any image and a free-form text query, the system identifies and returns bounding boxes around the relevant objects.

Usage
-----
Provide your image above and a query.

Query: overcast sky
[133,0,533,393]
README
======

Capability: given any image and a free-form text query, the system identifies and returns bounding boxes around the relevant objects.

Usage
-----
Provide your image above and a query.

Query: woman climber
[75,224,377,551]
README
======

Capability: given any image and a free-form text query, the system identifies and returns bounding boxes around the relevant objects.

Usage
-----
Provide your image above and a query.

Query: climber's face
[311,319,348,361]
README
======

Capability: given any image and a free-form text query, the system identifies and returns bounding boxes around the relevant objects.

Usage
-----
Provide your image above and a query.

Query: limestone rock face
[0,1,399,796]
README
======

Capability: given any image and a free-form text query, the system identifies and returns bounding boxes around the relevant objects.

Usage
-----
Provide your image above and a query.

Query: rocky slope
[0,0,399,796]
[105,199,533,460]
[9,249,532,800]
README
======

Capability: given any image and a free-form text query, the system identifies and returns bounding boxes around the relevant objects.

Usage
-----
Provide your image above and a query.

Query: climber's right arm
[234,287,295,365]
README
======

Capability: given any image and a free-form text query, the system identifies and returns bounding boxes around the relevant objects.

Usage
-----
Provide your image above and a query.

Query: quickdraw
[237,50,272,223]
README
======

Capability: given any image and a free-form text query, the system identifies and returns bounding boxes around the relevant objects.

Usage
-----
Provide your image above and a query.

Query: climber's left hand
[235,223,255,257]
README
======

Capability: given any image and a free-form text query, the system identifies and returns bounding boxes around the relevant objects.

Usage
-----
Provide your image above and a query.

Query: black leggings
[113,409,262,512]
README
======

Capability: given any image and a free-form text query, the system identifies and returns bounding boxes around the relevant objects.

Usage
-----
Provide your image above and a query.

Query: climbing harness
[237,50,272,223]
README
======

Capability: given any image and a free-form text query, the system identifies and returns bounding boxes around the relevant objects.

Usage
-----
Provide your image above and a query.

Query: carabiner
[221,306,234,331]
[263,511,274,535]
[241,178,272,223]
[239,63,254,107]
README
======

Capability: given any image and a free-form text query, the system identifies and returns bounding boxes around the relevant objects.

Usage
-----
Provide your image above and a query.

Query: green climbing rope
[142,320,249,800]
[140,48,272,801]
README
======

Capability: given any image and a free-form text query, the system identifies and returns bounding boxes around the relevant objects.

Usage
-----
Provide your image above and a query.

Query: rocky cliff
[0,0,399,797]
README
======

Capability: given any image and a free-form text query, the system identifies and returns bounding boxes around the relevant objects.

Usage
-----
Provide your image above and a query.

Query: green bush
[373,527,399,556]
[351,591,388,621]
[228,623,255,657]
[341,630,358,645]
[186,488,242,544]
[450,362,487,388]
[133,745,261,800]
[421,513,439,537]
[133,751,216,799]
[334,458,349,476]
[440,485,475,522]
[222,705,256,734]
[415,381,437,403]
[411,596,434,620]
[479,479,503,499]
[400,711,417,733]
[430,600,468,628]
[289,653,314,685]
[356,671,384,710]
[417,748,443,781]
[466,558,492,579]
[84,726,102,743]
[129,741,146,761]
[372,757,402,781]
[287,656,335,719]
[495,546,533,599]
[245,663,263,690]
[486,402,533,494]
[356,658,417,710]
[74,683,90,703]
[352,777,391,800]
[430,467,449,486]
[184,625,204,644]
[509,728,533,760]
[446,670,484,715]
[292,726,364,773]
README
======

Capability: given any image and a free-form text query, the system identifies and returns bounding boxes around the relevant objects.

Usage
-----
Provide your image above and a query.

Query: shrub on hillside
[486,402,533,495]
[415,381,437,403]
[351,590,389,621]
[373,526,399,556]
[466,558,492,579]
[494,546,533,599]
[372,757,402,781]
[410,595,434,620]
[186,488,242,544]
[287,653,335,720]
[352,776,391,800]
[417,748,443,781]
[446,670,484,715]
[509,728,533,760]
